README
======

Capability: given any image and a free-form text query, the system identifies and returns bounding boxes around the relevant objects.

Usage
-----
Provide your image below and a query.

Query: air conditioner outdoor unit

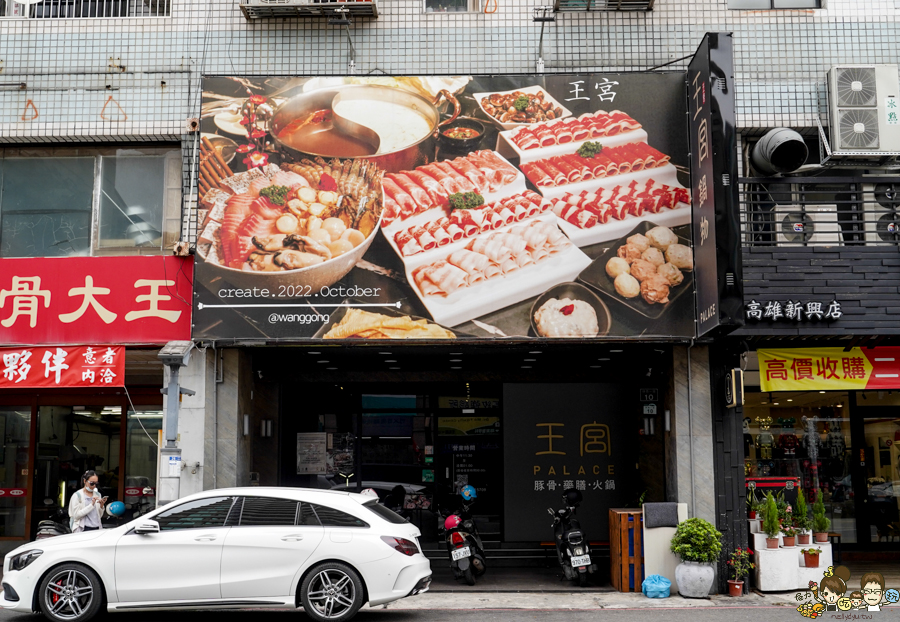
[826,65,900,155]
[862,181,900,243]
[774,204,842,246]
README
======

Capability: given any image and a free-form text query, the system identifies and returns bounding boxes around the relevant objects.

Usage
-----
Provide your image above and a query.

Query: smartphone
[102,496,109,502]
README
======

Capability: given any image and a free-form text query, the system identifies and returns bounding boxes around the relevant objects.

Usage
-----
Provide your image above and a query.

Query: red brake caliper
[52,580,63,604]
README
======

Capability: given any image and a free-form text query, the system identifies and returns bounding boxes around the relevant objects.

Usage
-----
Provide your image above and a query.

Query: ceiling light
[450,352,463,355]
[450,359,462,362]
[787,399,793,402]
[389,367,401,370]
[326,367,338,370]
[819,391,826,394]
[317,360,329,364]
[774,402,780,405]
[598,358,610,361]
[836,403,843,407]
[590,365,602,368]
[379,352,391,355]
[385,360,397,363]
[524,358,536,362]
[529,351,541,354]
[521,366,532,369]
[451,366,462,370]
[762,401,768,405]
[308,351,321,355]
[610,350,623,353]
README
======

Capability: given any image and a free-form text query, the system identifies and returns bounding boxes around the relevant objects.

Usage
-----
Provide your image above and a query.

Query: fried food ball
[641,247,665,267]
[640,275,671,304]
[657,262,684,286]
[630,259,658,282]
[665,243,694,271]
[606,257,631,278]
[614,273,641,298]
[626,233,651,253]
[616,243,643,264]
[646,226,679,251]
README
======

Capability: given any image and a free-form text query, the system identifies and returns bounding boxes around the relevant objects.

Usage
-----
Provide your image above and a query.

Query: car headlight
[10,550,42,571]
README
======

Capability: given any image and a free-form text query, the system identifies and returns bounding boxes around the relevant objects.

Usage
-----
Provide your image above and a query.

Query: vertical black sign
[688,36,719,337]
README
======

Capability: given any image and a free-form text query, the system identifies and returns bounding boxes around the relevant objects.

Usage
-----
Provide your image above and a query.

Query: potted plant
[812,490,830,543]
[781,522,798,547]
[762,492,781,548]
[795,490,811,545]
[669,517,723,598]
[726,548,755,596]
[747,489,757,519]
[801,547,822,568]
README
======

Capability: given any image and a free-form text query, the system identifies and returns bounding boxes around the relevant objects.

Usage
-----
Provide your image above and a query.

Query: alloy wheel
[305,569,356,619]
[44,569,94,620]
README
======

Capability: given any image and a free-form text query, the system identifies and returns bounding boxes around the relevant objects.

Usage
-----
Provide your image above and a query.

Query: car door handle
[194,535,217,541]
[281,534,304,541]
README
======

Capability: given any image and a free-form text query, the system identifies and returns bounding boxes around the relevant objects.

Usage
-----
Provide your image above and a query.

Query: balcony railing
[739,175,900,247]
[553,0,653,11]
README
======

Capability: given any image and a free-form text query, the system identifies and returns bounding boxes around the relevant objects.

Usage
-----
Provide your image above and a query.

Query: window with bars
[1,0,169,18]
[739,176,900,247]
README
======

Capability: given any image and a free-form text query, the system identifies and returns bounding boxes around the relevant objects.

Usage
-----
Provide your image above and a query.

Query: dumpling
[606,257,631,278]
[665,243,694,271]
[614,273,641,298]
[616,243,643,264]
[641,275,671,304]
[657,262,684,286]
[630,259,658,282]
[626,233,651,253]
[646,226,678,251]
[641,247,665,267]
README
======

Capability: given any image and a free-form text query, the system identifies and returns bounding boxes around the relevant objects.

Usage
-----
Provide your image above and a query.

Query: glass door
[0,406,32,537]
[860,413,900,544]
[124,405,162,519]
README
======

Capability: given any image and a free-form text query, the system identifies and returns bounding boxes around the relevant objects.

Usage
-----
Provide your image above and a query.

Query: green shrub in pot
[670,517,723,598]
[762,492,781,543]
[812,490,831,541]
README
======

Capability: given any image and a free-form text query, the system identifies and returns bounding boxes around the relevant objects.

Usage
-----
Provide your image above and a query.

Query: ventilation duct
[750,128,809,175]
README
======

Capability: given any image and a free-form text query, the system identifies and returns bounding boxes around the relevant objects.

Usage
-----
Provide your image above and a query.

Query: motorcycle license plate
[451,547,471,561]
[570,555,591,567]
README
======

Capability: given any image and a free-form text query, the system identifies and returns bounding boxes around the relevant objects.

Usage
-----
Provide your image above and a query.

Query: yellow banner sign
[758,348,877,392]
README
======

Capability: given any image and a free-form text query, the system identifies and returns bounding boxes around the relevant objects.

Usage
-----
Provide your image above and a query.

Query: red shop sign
[0,488,27,496]
[0,345,125,388]
[0,256,193,346]
[124,488,142,496]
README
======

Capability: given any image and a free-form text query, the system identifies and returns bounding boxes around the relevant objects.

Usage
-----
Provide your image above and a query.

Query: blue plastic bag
[642,574,671,598]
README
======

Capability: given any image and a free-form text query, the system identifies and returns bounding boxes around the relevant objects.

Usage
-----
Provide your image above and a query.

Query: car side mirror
[134,520,160,535]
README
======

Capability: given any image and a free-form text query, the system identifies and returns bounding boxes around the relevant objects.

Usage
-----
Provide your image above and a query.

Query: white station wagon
[1,487,432,622]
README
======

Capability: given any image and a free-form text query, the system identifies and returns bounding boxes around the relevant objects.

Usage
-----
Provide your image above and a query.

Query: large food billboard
[194,74,700,340]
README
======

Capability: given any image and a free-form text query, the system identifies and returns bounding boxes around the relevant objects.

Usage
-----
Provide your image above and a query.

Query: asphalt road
[2,607,892,622]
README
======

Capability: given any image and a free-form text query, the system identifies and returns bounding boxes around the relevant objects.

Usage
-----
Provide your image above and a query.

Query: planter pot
[803,552,820,568]
[798,533,811,545]
[727,580,744,597]
[782,536,796,547]
[748,511,756,519]
[814,532,829,543]
[675,561,716,598]
[766,537,780,549]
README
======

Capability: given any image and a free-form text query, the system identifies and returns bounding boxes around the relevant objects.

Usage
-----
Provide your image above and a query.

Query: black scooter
[548,489,597,586]
[442,497,486,586]
[35,508,71,540]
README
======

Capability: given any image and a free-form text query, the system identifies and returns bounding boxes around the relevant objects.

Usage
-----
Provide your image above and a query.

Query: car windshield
[362,500,409,524]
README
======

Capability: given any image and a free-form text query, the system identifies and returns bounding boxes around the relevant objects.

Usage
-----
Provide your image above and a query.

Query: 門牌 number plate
[570,555,591,567]
[451,547,471,561]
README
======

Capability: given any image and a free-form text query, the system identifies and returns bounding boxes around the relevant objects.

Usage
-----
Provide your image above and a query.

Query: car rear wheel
[300,562,364,622]
[38,564,103,622]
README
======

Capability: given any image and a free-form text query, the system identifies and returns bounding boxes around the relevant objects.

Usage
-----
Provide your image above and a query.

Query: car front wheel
[300,562,364,622]
[38,564,103,622]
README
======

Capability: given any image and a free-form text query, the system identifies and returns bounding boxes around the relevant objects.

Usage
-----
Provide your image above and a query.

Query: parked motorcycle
[549,489,597,586]
[442,485,486,586]
[35,508,71,540]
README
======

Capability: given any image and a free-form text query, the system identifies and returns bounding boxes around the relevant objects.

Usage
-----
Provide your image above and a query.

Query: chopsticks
[198,135,234,196]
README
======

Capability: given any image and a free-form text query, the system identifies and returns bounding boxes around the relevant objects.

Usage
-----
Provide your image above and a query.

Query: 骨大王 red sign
[0,256,193,345]
[0,345,125,388]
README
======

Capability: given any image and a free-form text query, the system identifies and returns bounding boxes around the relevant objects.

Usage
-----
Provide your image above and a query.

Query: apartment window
[0,146,182,258]
[728,0,819,7]
[1,0,169,18]
[423,0,480,13]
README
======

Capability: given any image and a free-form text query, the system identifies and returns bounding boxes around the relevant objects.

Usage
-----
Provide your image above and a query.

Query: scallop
[309,228,332,245]
[275,214,299,234]
[322,217,347,241]
[297,187,318,203]
[327,239,354,257]
[341,228,366,247]
[317,190,338,205]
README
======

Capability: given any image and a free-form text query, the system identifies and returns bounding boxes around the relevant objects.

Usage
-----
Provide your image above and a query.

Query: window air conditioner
[774,204,842,246]
[826,65,900,155]
[862,182,900,243]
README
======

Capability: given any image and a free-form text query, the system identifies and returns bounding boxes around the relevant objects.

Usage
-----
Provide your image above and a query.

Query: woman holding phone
[68,470,107,532]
